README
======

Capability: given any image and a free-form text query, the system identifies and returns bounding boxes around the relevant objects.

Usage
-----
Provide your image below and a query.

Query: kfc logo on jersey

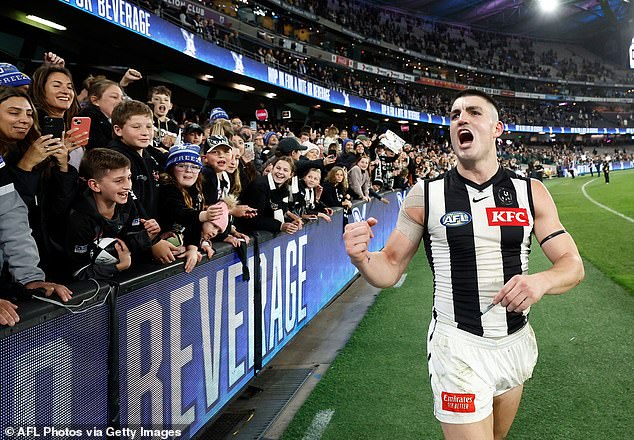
[441,392,476,413]
[487,207,529,226]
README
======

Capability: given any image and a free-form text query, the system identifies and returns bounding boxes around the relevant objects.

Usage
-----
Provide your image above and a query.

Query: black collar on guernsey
[453,166,506,192]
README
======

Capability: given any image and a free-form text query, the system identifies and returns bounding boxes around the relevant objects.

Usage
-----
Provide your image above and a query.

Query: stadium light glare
[233,83,255,92]
[332,109,346,114]
[538,0,559,13]
[26,15,66,31]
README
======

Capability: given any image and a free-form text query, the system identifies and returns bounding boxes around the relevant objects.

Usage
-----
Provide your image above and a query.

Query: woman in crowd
[230,133,259,193]
[30,65,88,168]
[347,155,371,202]
[303,144,321,162]
[0,86,78,280]
[0,86,73,321]
[241,156,303,234]
[221,145,252,246]
[78,78,124,150]
[321,165,352,210]
[323,125,339,152]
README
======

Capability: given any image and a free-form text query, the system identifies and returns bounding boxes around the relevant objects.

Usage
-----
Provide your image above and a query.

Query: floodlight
[537,0,559,13]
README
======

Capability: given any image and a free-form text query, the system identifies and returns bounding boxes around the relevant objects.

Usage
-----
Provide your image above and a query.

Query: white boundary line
[302,409,335,440]
[581,180,634,224]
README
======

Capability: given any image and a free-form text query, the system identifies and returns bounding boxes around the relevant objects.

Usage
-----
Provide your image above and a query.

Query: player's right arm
[344,184,425,288]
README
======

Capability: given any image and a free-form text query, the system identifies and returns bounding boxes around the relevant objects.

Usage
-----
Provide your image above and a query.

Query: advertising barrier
[0,192,403,439]
[0,282,112,439]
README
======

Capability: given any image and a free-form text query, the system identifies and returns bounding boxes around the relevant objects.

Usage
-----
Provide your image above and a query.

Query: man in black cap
[183,123,204,147]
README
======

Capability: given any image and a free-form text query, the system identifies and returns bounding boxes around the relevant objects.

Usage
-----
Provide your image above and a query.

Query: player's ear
[493,120,504,138]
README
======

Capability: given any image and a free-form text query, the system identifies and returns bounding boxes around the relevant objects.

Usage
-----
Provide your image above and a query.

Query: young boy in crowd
[149,85,179,148]
[66,148,160,279]
[183,123,205,147]
[108,99,184,264]
[201,135,233,204]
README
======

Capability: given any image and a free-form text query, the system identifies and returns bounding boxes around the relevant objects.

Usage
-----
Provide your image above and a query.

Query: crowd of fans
[277,0,626,84]
[2,0,634,326]
[150,0,633,127]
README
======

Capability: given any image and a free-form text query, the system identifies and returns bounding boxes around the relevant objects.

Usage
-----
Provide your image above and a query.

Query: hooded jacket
[65,188,152,280]
[108,139,161,219]
[0,158,45,289]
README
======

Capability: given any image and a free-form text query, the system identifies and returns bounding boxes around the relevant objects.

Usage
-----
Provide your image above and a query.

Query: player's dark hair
[453,89,501,119]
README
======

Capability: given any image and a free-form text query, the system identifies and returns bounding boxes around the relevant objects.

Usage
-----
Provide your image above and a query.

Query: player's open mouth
[458,129,473,145]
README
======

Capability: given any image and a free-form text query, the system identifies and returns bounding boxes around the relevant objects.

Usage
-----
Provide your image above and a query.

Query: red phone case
[72,117,91,146]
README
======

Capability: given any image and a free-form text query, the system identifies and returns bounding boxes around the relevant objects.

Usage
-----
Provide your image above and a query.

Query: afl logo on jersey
[440,211,472,227]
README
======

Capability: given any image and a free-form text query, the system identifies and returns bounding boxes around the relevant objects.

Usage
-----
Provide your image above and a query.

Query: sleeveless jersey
[422,167,535,337]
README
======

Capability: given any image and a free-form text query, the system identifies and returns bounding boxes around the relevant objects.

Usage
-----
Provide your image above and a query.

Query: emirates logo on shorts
[441,392,476,413]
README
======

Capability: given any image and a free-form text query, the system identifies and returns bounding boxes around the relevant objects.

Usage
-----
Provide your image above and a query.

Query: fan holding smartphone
[30,65,89,159]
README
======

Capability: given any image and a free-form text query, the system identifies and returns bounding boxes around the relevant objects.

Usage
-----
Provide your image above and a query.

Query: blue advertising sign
[117,249,255,439]
[0,306,110,438]
[257,209,354,365]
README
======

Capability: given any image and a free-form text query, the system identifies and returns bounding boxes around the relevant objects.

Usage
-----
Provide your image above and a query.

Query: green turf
[282,169,634,439]
[545,169,634,293]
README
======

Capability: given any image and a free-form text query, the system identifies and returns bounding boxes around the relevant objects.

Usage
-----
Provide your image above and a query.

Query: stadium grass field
[282,168,634,440]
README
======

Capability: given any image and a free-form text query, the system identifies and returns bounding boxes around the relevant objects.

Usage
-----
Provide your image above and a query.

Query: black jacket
[240,174,291,233]
[320,181,347,208]
[108,139,161,219]
[79,104,112,150]
[66,188,152,279]
[201,166,230,205]
[335,151,357,170]
[4,149,78,280]
[289,180,329,217]
[158,182,206,246]
[295,157,330,178]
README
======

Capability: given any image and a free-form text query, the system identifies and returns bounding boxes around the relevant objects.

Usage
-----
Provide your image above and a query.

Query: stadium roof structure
[365,0,631,42]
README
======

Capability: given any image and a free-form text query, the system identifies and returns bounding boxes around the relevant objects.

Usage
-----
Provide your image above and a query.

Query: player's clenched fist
[343,217,378,265]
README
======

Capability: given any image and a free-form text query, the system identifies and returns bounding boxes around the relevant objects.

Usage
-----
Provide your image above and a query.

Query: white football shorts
[426,319,538,424]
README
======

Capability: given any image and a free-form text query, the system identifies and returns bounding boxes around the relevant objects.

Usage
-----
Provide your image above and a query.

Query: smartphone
[41,116,65,139]
[72,117,91,146]
[243,142,255,162]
